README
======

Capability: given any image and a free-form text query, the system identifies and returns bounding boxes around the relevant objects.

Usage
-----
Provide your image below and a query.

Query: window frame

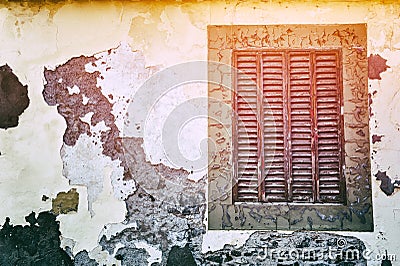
[207,24,373,231]
[231,48,346,204]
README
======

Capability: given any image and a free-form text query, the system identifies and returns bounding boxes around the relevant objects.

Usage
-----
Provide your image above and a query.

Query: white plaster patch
[85,44,210,184]
[89,246,121,266]
[79,112,94,125]
[85,42,158,134]
[61,134,107,215]
[60,236,76,253]
[109,164,137,201]
[100,221,137,241]
[112,243,125,257]
[389,86,400,129]
[67,85,80,95]
[82,94,89,105]
[143,82,208,176]
[134,241,162,265]
[58,176,126,256]
[201,231,252,253]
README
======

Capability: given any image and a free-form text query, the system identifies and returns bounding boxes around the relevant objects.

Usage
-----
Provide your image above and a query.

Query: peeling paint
[0,1,400,265]
[0,64,29,129]
[122,137,206,208]
[43,49,137,213]
[97,175,206,264]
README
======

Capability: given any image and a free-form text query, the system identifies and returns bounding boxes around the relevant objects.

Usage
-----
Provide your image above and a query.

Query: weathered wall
[0,1,399,265]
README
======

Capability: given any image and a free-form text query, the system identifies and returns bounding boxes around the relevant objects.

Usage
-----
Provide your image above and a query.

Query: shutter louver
[288,52,314,202]
[315,51,344,203]
[262,53,287,202]
[235,53,259,201]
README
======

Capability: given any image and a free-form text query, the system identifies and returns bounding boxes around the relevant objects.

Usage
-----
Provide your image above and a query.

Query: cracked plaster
[0,1,400,265]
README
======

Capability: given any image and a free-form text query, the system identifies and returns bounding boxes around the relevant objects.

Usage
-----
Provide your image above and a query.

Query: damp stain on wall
[166,244,197,266]
[0,64,29,129]
[375,171,400,196]
[52,188,79,215]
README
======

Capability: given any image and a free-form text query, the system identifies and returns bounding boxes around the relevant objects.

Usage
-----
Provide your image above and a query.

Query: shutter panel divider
[283,51,293,202]
[257,52,266,202]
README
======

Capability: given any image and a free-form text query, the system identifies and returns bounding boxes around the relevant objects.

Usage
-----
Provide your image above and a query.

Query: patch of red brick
[371,134,383,144]
[43,56,132,179]
[368,54,389,80]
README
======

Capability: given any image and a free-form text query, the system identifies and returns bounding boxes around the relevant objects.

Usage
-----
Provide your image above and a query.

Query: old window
[233,49,345,204]
[208,25,372,231]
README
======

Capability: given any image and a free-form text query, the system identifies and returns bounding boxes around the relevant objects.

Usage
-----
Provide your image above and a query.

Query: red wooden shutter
[287,51,314,202]
[234,52,259,201]
[233,49,345,204]
[314,51,345,203]
[262,52,287,202]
